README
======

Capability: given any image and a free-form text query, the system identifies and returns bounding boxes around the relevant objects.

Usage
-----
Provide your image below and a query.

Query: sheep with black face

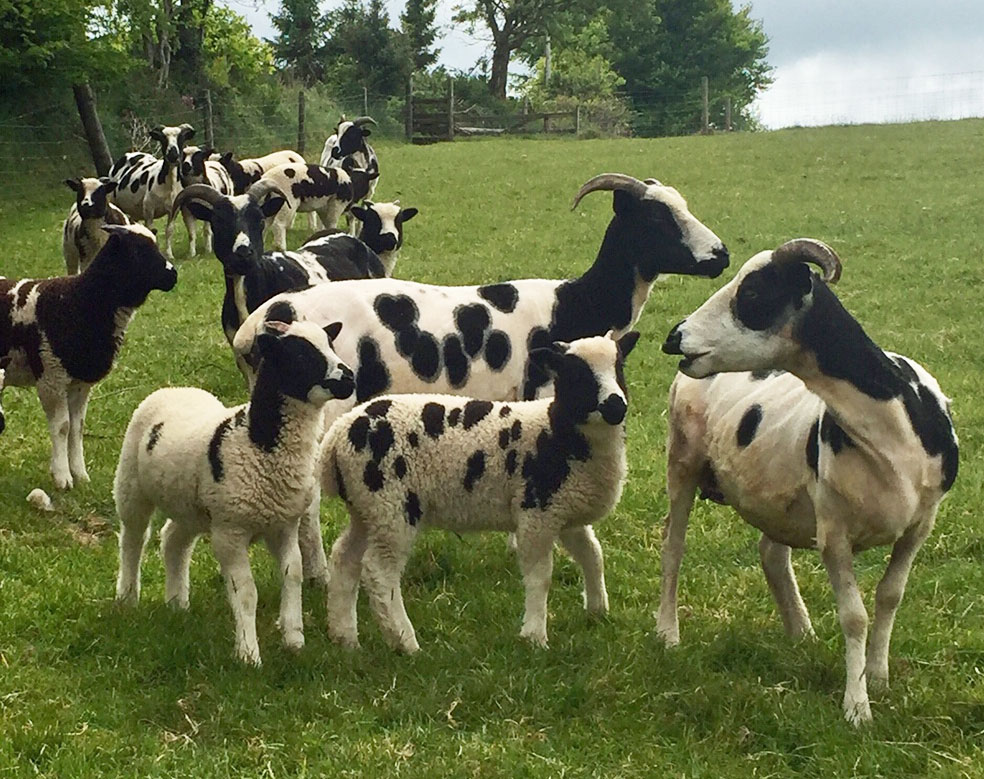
[62,177,131,274]
[659,238,958,725]
[321,331,638,653]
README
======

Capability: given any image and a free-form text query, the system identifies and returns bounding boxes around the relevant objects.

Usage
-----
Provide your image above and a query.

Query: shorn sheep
[234,173,727,584]
[114,318,355,665]
[62,177,131,274]
[0,224,177,489]
[321,331,638,652]
[659,238,958,724]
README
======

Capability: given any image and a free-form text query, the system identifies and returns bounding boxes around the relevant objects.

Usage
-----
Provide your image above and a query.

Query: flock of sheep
[0,116,959,726]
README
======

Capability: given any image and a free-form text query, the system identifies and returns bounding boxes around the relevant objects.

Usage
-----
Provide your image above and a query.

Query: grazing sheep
[659,239,958,724]
[322,332,638,652]
[0,224,177,489]
[62,177,131,274]
[113,318,355,665]
[234,174,726,584]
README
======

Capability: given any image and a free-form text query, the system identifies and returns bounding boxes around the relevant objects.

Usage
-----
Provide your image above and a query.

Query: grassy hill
[1,120,983,777]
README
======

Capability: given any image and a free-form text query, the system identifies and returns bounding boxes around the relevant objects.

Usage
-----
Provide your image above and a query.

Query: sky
[219,0,984,128]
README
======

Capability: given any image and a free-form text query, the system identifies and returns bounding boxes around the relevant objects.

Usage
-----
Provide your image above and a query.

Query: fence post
[700,76,709,134]
[72,83,113,175]
[725,97,732,132]
[405,76,413,140]
[575,104,581,136]
[363,85,369,116]
[297,89,306,155]
[202,88,214,149]
[447,78,455,141]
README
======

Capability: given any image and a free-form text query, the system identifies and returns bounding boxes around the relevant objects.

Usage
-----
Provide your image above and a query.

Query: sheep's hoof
[283,631,305,652]
[237,647,262,666]
[53,473,73,491]
[115,590,139,607]
[329,630,360,650]
[71,469,90,485]
[165,595,190,611]
[656,627,680,647]
[520,628,549,649]
[844,698,872,726]
[865,664,890,689]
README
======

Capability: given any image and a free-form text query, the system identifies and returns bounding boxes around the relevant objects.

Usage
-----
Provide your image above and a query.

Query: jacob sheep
[320,115,379,229]
[166,145,234,257]
[218,149,306,195]
[108,124,196,258]
[114,318,355,665]
[234,173,728,584]
[658,239,958,724]
[62,177,131,274]
[322,331,637,652]
[0,224,177,489]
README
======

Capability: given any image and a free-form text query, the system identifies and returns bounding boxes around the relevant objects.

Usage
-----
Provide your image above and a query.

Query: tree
[323,0,408,97]
[452,0,570,99]
[269,0,328,85]
[401,0,439,73]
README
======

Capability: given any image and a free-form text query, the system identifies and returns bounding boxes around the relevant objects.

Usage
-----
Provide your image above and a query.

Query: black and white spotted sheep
[259,162,378,251]
[659,239,959,726]
[107,124,196,259]
[113,318,355,666]
[62,177,131,274]
[169,182,389,381]
[320,115,379,221]
[304,199,419,277]
[321,332,638,652]
[0,224,177,490]
[165,145,234,258]
[218,149,306,195]
[233,173,727,584]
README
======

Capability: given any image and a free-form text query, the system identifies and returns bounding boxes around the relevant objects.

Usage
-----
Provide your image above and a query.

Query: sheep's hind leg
[515,523,556,648]
[160,518,200,609]
[559,525,608,615]
[211,525,262,665]
[759,535,814,639]
[298,494,329,588]
[66,383,92,484]
[866,513,935,688]
[116,495,155,605]
[267,522,305,652]
[363,525,419,654]
[326,514,369,649]
[38,383,73,490]
[656,470,698,646]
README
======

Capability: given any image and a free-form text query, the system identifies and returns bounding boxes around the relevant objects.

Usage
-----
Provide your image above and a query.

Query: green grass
[2,121,984,777]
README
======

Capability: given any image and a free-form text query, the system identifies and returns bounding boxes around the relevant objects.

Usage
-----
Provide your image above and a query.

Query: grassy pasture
[1,120,983,777]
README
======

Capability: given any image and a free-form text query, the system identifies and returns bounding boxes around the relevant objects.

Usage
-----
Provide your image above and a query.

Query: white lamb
[113,318,354,665]
[321,331,638,653]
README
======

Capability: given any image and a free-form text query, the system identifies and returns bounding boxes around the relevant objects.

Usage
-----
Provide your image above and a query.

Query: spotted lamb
[658,239,959,724]
[113,319,355,665]
[321,332,638,652]
[62,177,131,274]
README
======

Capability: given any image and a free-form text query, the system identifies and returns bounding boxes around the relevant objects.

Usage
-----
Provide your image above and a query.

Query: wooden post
[701,76,709,134]
[72,83,113,175]
[202,88,214,149]
[447,78,455,141]
[575,104,581,136]
[297,89,306,155]
[363,85,369,116]
[405,76,413,140]
[725,96,732,132]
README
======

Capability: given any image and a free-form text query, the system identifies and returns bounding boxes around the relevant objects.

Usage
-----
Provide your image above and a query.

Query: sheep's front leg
[267,522,305,652]
[326,514,369,649]
[271,208,292,252]
[160,518,200,609]
[66,383,92,484]
[656,471,698,645]
[515,522,556,648]
[759,535,814,639]
[866,514,935,687]
[818,523,871,725]
[363,524,418,654]
[212,525,262,665]
[298,494,329,588]
[559,525,608,615]
[182,208,198,257]
[37,382,73,490]
[116,496,155,604]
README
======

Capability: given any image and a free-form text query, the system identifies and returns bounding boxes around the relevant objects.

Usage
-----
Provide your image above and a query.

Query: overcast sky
[220,0,984,128]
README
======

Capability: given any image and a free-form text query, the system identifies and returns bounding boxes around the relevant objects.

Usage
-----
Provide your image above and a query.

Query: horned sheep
[113,318,354,665]
[322,331,638,652]
[0,224,177,489]
[167,145,234,257]
[218,149,306,195]
[62,177,131,274]
[320,115,379,213]
[658,238,958,725]
[234,173,728,585]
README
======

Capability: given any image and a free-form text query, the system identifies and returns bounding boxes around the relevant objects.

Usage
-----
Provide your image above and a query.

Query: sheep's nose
[598,394,627,425]
[662,322,685,355]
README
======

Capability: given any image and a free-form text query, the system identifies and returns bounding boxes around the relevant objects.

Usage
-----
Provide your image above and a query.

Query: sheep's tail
[319,422,345,499]
[113,409,146,517]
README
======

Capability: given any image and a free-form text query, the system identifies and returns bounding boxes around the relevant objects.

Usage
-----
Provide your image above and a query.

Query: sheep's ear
[257,321,289,356]
[220,151,234,164]
[361,128,372,138]
[529,341,569,375]
[324,321,343,342]
[617,331,641,358]
[0,355,11,369]
[399,207,418,223]
[261,196,286,218]
[64,178,81,193]
[99,176,118,193]
[149,125,166,141]
[178,123,195,140]
[349,205,368,223]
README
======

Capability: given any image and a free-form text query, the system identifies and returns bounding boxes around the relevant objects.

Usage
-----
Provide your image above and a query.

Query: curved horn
[246,178,288,204]
[571,173,651,211]
[772,238,842,284]
[352,116,377,128]
[170,184,226,220]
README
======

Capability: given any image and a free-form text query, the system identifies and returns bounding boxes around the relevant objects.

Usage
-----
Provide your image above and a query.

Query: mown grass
[1,121,983,777]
